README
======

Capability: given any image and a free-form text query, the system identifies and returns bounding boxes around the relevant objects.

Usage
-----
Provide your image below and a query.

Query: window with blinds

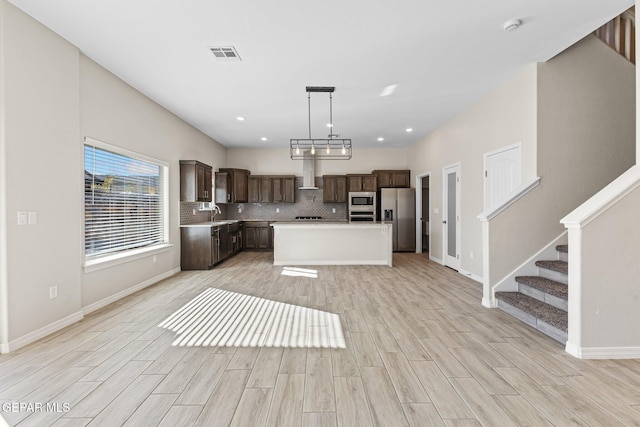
[84,139,168,259]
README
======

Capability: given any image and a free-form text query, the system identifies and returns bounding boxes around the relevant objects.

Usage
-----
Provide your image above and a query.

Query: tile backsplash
[180,177,347,224]
[180,202,228,225]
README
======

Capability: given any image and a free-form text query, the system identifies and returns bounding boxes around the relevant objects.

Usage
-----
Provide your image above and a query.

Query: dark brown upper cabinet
[322,175,347,203]
[248,176,273,203]
[347,174,378,192]
[272,176,296,203]
[372,170,411,188]
[215,168,249,203]
[180,160,213,202]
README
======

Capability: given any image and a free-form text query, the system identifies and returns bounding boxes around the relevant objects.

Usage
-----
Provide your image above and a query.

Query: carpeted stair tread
[535,260,568,274]
[556,244,568,253]
[515,276,567,300]
[495,292,567,332]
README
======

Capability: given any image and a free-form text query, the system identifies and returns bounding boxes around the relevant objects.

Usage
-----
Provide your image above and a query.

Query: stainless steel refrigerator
[378,188,416,252]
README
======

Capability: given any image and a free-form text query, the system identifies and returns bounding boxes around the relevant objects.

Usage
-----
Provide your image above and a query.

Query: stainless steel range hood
[299,156,318,190]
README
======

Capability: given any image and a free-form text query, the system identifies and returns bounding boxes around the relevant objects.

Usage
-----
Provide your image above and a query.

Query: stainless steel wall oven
[348,192,376,222]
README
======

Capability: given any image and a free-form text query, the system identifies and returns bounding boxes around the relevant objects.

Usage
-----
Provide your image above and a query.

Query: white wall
[407,64,538,276]
[0,1,227,348]
[227,147,409,177]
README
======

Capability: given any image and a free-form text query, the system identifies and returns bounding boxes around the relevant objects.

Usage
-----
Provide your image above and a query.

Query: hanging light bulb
[311,143,315,155]
[296,143,300,155]
[326,144,331,154]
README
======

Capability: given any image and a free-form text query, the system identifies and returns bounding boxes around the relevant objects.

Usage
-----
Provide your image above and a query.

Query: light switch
[17,211,27,225]
[433,208,440,214]
[28,211,37,224]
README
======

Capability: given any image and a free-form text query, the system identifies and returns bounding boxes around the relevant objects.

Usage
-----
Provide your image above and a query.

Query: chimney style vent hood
[299,156,318,190]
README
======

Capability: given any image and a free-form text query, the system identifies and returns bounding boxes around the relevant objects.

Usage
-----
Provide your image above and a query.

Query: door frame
[442,162,461,271]
[483,142,522,210]
[415,172,431,255]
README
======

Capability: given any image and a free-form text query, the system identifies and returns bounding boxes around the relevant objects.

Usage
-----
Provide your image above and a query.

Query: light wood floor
[2,252,640,426]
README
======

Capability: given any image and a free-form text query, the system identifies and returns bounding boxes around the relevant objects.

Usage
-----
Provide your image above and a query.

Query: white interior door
[484,143,522,210]
[443,164,460,270]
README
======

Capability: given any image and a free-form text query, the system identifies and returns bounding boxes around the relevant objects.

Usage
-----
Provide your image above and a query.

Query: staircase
[595,6,635,64]
[495,245,568,343]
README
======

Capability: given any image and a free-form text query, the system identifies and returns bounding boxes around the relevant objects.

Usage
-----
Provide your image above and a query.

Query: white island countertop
[271,222,393,267]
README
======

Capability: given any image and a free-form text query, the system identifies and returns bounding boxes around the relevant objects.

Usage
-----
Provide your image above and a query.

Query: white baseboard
[566,342,640,359]
[459,269,483,284]
[2,267,181,354]
[7,310,84,353]
[83,267,180,315]
[429,255,444,265]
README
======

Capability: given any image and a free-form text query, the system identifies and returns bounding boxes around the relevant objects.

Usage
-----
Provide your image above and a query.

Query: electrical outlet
[152,255,157,263]
[469,251,474,260]
[276,208,280,213]
[49,286,58,299]
[332,208,336,213]
[192,209,196,215]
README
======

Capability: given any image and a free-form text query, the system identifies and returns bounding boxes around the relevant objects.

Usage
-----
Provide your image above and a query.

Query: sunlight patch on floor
[158,287,345,348]
[281,266,318,278]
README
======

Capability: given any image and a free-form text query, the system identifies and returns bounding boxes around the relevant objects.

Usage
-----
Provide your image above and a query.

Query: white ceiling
[8,0,634,149]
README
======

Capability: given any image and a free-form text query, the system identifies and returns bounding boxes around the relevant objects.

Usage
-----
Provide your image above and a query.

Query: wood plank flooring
[2,252,640,426]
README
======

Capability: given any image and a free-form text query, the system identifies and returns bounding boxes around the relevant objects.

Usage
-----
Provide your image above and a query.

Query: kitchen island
[271,222,393,267]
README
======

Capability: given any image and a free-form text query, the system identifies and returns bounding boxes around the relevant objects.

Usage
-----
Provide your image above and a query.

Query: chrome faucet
[210,204,222,222]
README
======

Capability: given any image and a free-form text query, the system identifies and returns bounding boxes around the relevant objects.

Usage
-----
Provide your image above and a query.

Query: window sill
[83,243,173,273]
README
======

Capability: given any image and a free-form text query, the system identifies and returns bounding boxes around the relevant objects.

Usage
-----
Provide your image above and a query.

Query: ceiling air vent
[209,46,242,61]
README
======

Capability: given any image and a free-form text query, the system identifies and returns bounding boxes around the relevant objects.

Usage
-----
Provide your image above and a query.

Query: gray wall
[407,64,538,278]
[0,2,227,346]
[489,35,636,285]
[580,183,640,348]
[2,2,82,342]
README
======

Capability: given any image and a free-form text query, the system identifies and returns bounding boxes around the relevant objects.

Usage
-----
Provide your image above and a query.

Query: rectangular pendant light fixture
[290,86,352,160]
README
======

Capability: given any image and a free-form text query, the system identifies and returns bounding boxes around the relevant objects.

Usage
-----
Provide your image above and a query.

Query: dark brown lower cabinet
[181,227,217,270]
[181,223,243,270]
[244,222,272,250]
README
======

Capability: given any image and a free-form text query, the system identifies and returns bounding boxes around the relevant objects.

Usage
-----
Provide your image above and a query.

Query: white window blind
[84,139,168,259]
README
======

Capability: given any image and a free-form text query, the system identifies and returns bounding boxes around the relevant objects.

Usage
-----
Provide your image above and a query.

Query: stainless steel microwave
[349,192,376,210]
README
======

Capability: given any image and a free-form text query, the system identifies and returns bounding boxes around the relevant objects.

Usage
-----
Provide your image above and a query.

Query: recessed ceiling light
[380,84,397,97]
[377,137,385,142]
[406,128,413,133]
[503,19,521,32]
[261,137,267,141]
[236,116,245,121]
